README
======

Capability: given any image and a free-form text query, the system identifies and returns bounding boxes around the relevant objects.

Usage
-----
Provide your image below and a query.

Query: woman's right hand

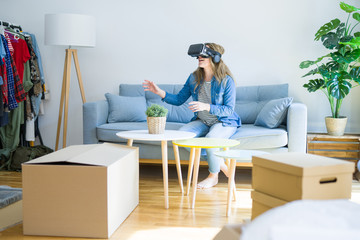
[143,80,166,98]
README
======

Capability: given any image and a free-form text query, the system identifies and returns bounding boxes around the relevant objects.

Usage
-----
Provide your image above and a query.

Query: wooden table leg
[224,147,230,167]
[227,158,237,216]
[186,148,195,196]
[161,140,169,209]
[127,139,133,147]
[223,148,236,201]
[173,144,184,193]
[190,148,201,209]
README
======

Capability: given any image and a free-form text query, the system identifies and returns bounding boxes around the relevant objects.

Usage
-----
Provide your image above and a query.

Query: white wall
[1,0,359,149]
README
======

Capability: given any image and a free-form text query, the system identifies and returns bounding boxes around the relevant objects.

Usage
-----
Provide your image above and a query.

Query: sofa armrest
[286,102,307,152]
[83,100,108,144]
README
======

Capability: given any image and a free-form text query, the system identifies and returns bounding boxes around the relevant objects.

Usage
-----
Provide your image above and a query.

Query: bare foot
[197,173,219,189]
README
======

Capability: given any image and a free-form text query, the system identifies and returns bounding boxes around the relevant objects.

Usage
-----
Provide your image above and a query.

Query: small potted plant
[299,2,360,136]
[145,104,168,134]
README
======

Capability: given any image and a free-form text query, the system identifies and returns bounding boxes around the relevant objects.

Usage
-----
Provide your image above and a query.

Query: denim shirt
[163,73,241,127]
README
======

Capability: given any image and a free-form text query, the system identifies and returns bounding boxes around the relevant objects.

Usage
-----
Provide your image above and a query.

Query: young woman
[143,43,241,189]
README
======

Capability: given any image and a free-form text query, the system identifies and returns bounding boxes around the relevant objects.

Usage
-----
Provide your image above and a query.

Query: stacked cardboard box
[22,143,139,238]
[251,152,355,220]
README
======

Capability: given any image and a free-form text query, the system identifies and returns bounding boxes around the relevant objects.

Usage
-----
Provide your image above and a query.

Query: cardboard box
[252,153,355,202]
[251,190,287,220]
[22,143,139,238]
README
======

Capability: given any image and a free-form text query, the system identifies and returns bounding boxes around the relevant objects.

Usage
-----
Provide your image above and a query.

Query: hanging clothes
[0,33,27,149]
[1,34,19,110]
[5,30,31,94]
[0,102,23,149]
[0,21,47,153]
[23,32,44,85]
[0,76,3,115]
[24,34,43,120]
[0,36,5,116]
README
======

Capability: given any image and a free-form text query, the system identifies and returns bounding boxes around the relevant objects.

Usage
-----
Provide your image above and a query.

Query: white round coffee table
[116,130,196,209]
[214,149,269,216]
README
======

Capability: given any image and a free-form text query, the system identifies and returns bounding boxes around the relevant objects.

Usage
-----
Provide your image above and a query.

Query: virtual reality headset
[187,43,222,63]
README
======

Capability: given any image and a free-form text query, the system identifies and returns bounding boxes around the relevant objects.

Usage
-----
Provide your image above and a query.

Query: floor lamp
[45,13,96,150]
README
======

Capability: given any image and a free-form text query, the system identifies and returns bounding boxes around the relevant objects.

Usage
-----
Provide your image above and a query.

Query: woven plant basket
[147,117,166,134]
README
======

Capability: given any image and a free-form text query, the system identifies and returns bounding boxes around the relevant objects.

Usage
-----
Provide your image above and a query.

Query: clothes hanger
[0,20,22,33]
[0,20,4,34]
[0,25,4,35]
[4,29,21,41]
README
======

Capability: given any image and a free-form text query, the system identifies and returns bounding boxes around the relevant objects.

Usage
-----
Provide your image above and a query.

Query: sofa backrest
[119,84,193,123]
[235,84,288,124]
[119,83,288,124]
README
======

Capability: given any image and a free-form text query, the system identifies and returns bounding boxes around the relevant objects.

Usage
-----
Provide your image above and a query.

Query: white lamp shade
[45,13,96,47]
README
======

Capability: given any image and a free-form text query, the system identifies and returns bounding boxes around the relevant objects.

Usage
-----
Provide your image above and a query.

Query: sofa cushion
[235,84,288,124]
[230,124,288,149]
[145,84,193,123]
[105,93,147,123]
[97,122,186,143]
[119,84,193,123]
[254,97,293,129]
[119,84,145,97]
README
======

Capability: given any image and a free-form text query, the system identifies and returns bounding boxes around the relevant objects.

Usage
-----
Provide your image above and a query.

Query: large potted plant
[300,2,360,136]
[145,104,168,134]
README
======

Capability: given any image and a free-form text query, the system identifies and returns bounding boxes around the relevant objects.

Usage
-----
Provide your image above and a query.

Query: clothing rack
[0,20,46,149]
[0,20,22,32]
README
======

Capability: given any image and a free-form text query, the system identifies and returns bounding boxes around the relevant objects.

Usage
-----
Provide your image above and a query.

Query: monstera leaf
[318,65,331,79]
[321,32,339,49]
[331,49,360,63]
[302,68,319,78]
[327,74,352,99]
[315,19,341,41]
[350,67,360,84]
[339,36,360,47]
[353,12,360,22]
[325,61,340,73]
[299,54,330,69]
[336,23,346,37]
[346,48,360,61]
[340,2,360,13]
[303,79,325,92]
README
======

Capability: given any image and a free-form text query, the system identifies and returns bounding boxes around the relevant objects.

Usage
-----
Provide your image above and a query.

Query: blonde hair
[193,43,234,89]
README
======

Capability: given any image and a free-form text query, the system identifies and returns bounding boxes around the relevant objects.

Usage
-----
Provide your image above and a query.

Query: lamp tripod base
[55,48,86,151]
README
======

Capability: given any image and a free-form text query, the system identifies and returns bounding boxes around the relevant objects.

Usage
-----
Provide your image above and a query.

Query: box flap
[252,153,355,176]
[25,145,97,164]
[68,143,136,166]
[24,143,137,167]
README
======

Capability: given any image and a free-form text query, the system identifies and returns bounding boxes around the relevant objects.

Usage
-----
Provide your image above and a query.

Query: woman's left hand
[188,101,210,112]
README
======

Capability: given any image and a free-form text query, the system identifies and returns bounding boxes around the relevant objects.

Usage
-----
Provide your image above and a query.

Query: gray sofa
[83,83,307,162]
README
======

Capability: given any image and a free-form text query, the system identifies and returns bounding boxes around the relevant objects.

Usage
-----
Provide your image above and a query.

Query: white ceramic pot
[325,116,347,136]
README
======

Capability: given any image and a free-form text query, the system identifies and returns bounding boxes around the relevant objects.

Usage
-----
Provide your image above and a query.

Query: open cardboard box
[22,143,139,238]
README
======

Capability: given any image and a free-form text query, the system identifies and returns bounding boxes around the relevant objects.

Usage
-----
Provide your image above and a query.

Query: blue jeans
[179,120,237,174]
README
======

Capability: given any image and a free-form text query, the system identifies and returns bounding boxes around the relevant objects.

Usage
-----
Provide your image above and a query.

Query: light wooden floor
[1,165,360,240]
[0,165,253,240]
